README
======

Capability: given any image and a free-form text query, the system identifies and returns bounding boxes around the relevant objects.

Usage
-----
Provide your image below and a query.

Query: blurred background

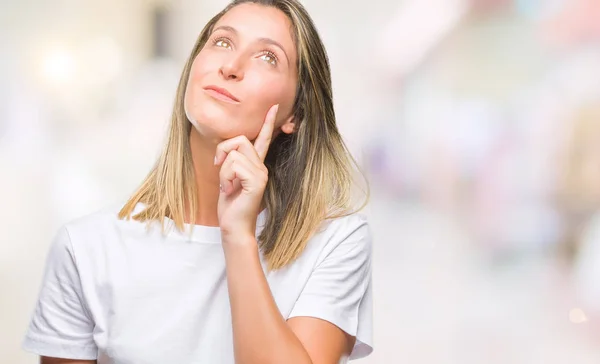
[2,0,600,362]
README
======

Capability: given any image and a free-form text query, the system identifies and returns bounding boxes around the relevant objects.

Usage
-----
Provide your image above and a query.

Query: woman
[23,1,373,363]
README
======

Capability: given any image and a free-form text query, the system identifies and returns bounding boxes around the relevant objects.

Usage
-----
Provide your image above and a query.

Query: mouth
[203,85,240,104]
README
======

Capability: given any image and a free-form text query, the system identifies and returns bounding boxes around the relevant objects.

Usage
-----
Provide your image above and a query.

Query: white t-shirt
[23,203,373,363]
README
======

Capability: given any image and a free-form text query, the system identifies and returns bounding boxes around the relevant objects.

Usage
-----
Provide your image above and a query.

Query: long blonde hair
[119,0,368,270]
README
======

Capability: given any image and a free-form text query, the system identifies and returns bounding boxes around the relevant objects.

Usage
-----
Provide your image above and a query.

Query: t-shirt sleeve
[22,226,98,360]
[288,216,374,360]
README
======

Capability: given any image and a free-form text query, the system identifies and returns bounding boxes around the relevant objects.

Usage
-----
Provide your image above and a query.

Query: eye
[213,37,232,49]
[259,51,278,66]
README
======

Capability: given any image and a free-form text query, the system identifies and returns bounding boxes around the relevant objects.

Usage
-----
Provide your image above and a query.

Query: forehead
[214,3,297,55]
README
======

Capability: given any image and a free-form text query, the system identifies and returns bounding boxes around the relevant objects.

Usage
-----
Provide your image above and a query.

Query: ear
[279,114,296,135]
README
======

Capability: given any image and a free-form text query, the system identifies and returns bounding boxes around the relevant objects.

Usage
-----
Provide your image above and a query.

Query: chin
[188,108,239,142]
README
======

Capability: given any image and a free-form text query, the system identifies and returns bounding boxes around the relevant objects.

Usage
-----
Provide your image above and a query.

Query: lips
[203,85,240,103]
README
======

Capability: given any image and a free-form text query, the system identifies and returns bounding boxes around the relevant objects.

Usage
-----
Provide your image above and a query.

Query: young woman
[23,1,373,363]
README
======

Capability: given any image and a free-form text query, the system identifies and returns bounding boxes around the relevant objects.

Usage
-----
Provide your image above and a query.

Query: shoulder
[307,212,372,264]
[323,212,370,237]
[63,203,125,234]
[41,204,129,272]
[58,202,143,253]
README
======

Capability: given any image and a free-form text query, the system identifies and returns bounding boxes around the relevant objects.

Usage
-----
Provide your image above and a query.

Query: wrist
[221,233,258,249]
[222,236,260,267]
[220,220,256,241]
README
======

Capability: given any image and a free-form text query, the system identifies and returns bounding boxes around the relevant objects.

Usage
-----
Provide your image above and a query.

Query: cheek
[184,54,217,118]
[188,53,214,85]
[245,74,293,110]
[237,78,294,140]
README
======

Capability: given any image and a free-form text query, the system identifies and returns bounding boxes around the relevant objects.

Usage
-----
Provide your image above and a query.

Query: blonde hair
[559,106,600,210]
[119,0,368,270]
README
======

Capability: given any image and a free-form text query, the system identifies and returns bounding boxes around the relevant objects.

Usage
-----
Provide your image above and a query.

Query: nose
[219,54,245,81]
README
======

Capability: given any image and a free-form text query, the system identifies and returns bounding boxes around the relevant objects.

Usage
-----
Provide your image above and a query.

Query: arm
[223,242,354,364]
[23,227,98,361]
[287,317,355,364]
[216,106,371,363]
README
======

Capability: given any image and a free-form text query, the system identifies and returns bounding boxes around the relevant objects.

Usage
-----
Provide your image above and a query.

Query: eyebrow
[212,25,290,64]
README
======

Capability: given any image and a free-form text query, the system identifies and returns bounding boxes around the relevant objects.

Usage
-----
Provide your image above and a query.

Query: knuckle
[232,135,249,147]
[217,139,229,150]
[259,170,268,183]
[229,150,240,159]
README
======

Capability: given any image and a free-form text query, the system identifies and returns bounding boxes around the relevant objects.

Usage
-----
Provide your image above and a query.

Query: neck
[189,127,221,227]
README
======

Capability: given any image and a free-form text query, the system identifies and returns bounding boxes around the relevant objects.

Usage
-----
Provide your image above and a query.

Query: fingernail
[214,156,217,165]
[219,183,223,191]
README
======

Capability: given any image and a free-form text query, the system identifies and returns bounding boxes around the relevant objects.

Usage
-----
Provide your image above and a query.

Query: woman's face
[185,3,298,142]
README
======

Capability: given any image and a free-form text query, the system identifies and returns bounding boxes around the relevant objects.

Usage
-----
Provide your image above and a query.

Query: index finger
[254,104,279,161]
